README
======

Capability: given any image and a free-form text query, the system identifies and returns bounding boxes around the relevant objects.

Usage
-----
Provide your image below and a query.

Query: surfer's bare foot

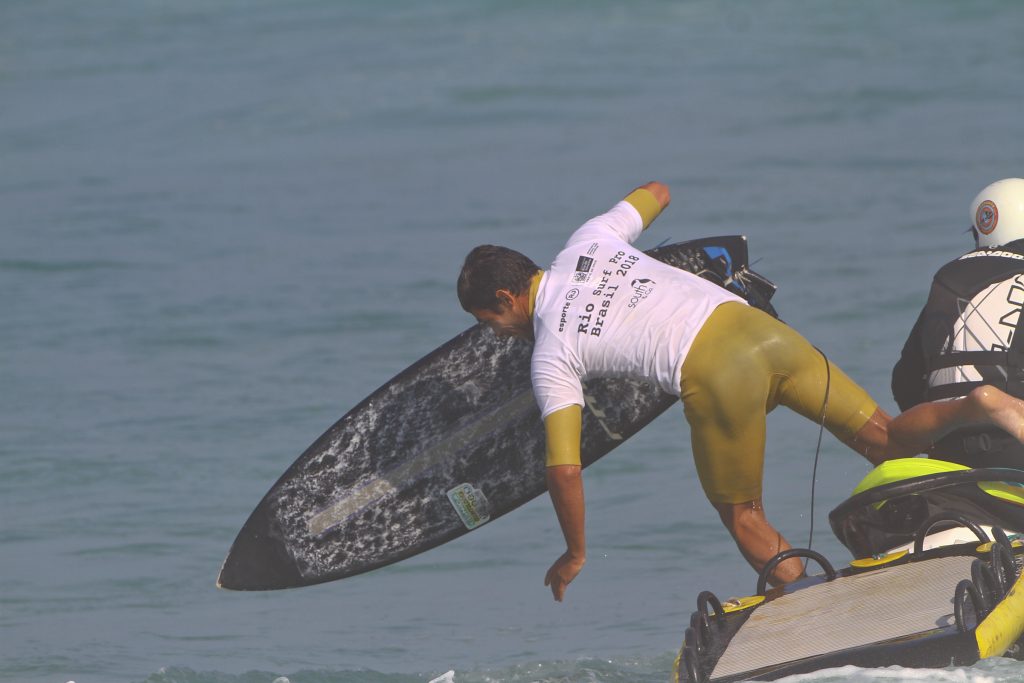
[968,385,1024,443]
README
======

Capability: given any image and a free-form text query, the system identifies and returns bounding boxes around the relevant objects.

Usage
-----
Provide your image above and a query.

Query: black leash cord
[805,346,831,569]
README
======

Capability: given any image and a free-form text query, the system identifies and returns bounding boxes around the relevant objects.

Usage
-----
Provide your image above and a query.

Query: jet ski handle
[757,548,837,595]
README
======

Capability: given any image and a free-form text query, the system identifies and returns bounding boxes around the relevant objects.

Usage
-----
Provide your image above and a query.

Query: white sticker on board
[446,483,490,530]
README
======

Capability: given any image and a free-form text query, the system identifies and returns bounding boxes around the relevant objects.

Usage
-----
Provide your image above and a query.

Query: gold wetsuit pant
[679,302,878,504]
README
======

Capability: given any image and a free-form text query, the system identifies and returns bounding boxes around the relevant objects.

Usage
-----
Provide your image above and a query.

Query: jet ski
[672,459,1024,683]
[830,458,1024,557]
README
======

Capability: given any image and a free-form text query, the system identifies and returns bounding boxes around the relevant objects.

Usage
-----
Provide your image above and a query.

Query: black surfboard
[218,236,778,590]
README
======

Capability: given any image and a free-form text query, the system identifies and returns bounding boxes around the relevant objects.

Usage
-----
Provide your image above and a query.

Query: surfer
[893,178,1024,469]
[457,182,1024,599]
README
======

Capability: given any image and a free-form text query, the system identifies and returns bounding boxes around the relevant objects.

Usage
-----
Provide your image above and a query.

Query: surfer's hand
[544,551,585,602]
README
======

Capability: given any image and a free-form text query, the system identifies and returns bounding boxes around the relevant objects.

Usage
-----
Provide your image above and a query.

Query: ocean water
[3,1,1024,682]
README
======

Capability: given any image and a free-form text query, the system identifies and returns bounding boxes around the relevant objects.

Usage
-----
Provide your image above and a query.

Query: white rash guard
[531,200,745,420]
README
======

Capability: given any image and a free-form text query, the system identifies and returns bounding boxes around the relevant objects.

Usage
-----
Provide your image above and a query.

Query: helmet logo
[976,200,999,234]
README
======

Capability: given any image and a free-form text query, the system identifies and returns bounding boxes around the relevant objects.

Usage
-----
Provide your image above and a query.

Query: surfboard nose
[217,505,304,591]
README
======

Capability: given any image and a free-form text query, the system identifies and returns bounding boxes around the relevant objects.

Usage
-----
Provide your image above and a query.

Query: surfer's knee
[966,385,1024,442]
[964,385,1011,425]
[967,385,1005,413]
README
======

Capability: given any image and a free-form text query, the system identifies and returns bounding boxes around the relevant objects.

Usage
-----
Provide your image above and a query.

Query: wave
[128,656,1024,683]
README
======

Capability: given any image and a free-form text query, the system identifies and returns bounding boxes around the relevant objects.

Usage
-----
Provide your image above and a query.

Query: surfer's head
[458,245,539,339]
[970,178,1024,249]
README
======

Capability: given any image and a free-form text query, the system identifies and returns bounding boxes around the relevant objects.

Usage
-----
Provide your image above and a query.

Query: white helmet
[971,178,1024,248]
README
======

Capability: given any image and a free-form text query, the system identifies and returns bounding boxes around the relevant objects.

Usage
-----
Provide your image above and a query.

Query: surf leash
[805,346,831,570]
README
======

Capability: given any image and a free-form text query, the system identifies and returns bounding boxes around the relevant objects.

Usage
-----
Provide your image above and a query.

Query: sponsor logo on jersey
[572,255,595,283]
[557,290,578,333]
[558,301,571,332]
[628,278,656,308]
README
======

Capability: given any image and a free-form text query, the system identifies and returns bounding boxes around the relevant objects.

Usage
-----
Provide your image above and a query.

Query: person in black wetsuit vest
[893,178,1024,468]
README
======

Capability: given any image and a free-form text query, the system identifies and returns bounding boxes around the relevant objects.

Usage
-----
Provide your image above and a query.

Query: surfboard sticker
[447,483,490,529]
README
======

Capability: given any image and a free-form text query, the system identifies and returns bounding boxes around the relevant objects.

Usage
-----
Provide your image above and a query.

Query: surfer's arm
[545,464,586,602]
[543,405,586,601]
[623,182,671,230]
[564,181,670,246]
[544,404,582,467]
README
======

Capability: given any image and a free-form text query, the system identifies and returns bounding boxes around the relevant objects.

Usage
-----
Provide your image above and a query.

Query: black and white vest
[892,239,1024,467]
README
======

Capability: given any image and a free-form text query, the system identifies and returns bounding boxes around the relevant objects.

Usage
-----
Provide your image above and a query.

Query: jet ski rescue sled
[673,460,1024,682]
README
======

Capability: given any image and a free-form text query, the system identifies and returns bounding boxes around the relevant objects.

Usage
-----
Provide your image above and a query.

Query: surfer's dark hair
[457,245,540,313]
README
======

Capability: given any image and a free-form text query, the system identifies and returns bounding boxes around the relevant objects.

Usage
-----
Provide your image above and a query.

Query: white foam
[428,671,455,683]
[777,664,998,683]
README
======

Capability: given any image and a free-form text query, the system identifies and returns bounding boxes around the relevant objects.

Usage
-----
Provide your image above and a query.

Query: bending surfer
[456,182,1024,599]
